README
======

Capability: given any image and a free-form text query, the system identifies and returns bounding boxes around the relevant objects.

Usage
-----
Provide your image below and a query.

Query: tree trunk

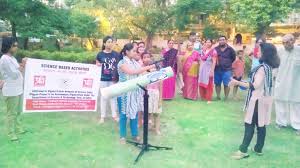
[24,37,29,50]
[11,21,17,40]
[255,23,269,40]
[146,33,154,50]
[81,38,84,48]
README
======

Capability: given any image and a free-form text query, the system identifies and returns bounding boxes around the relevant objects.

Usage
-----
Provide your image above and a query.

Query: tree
[174,0,222,31]
[202,25,222,39]
[65,0,223,49]
[70,11,98,47]
[1,1,48,38]
[108,0,222,49]
[129,0,174,49]
[229,0,297,37]
[0,0,100,50]
[0,0,73,49]
[293,0,300,9]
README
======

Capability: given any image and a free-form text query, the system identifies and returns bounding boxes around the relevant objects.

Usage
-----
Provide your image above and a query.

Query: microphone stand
[127,84,172,164]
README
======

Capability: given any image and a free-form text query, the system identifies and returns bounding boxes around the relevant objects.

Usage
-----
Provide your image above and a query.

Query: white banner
[23,58,101,112]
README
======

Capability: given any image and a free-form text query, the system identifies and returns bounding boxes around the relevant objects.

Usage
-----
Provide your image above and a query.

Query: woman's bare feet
[98,118,105,124]
[113,117,119,122]
[120,138,126,145]
[132,136,141,142]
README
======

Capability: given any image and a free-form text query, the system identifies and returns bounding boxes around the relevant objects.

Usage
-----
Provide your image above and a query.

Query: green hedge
[61,46,86,53]
[16,50,97,64]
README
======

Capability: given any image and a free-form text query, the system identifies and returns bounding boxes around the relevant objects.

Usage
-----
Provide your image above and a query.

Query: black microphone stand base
[127,84,172,164]
[127,140,172,164]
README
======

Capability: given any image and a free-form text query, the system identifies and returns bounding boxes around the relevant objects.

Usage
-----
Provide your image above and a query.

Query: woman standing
[230,43,280,159]
[118,43,155,144]
[161,40,178,100]
[181,41,200,100]
[0,37,26,141]
[96,36,122,124]
[198,39,217,104]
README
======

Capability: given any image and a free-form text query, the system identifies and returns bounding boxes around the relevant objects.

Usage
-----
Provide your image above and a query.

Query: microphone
[149,58,165,70]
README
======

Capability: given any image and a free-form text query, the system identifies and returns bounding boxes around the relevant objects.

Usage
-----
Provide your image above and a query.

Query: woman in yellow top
[181,41,200,100]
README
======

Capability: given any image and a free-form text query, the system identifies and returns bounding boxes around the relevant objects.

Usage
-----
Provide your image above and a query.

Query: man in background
[274,34,300,135]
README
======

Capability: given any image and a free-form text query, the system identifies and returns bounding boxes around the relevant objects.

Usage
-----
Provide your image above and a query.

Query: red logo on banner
[83,78,93,88]
[34,76,46,87]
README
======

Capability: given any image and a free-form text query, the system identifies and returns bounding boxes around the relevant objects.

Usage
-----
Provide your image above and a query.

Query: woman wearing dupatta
[162,40,178,100]
[181,41,200,100]
[230,43,280,159]
[198,39,217,104]
[118,43,155,144]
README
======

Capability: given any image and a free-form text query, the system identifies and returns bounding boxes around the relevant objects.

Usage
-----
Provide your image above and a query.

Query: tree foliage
[129,0,174,48]
[229,0,297,36]
[0,0,72,38]
[0,0,99,50]
[202,25,223,39]
[70,11,98,38]
[174,0,222,31]
[103,0,222,48]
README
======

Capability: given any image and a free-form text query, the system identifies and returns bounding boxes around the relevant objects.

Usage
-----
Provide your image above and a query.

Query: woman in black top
[96,36,122,124]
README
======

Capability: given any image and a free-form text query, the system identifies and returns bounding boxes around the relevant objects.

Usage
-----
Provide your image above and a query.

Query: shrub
[16,50,97,64]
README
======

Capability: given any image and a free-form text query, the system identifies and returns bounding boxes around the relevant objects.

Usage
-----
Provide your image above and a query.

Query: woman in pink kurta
[181,42,200,100]
[230,43,280,160]
[162,40,178,100]
[198,39,217,103]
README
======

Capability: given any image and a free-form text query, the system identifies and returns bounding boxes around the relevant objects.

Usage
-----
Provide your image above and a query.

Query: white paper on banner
[23,58,101,112]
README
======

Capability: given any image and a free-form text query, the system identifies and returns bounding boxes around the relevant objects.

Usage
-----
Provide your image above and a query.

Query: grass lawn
[0,94,299,168]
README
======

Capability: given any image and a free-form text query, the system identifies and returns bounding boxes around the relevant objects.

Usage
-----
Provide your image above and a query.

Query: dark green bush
[42,38,58,52]
[61,46,86,53]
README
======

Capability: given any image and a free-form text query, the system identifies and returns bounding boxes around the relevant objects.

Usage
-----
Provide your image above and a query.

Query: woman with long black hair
[117,43,155,144]
[96,36,122,124]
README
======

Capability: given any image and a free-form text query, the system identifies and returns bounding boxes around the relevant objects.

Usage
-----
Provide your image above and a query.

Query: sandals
[251,148,263,156]
[231,150,249,160]
[120,138,126,145]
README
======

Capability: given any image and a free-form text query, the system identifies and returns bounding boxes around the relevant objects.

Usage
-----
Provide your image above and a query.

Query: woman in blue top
[117,43,155,144]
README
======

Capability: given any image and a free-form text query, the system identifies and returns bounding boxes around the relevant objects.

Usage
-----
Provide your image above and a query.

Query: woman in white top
[0,37,27,141]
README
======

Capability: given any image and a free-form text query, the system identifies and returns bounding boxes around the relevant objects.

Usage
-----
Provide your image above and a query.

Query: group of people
[167,33,239,103]
[71,32,300,157]
[0,32,299,162]
[96,36,163,144]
